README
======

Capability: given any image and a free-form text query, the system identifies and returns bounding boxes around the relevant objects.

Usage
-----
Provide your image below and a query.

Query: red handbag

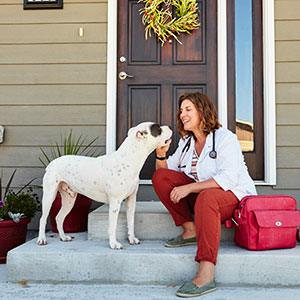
[225,195,300,250]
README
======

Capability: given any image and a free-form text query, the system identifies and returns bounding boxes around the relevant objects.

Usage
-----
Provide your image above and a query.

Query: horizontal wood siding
[0,65,106,84]
[0,24,107,44]
[0,1,108,191]
[0,85,106,105]
[275,21,300,41]
[0,44,107,63]
[0,105,106,125]
[268,0,300,198]
[276,83,300,103]
[0,3,107,24]
[4,126,106,146]
[0,147,106,168]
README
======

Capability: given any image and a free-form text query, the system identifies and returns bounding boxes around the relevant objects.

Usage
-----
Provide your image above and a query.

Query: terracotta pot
[0,218,31,264]
[49,193,92,233]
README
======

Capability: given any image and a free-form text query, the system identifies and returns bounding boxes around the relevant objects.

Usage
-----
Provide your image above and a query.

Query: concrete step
[1,261,300,300]
[2,279,300,300]
[7,232,300,287]
[88,201,234,242]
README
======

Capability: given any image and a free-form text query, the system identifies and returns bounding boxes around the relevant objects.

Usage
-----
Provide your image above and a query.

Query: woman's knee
[152,168,170,186]
[195,189,219,211]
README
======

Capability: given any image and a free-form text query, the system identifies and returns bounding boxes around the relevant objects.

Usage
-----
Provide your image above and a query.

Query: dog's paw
[60,235,74,242]
[110,241,124,250]
[128,235,140,245]
[37,238,48,246]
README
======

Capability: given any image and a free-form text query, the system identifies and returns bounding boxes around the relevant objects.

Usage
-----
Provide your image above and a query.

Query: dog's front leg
[126,187,140,245]
[108,200,123,250]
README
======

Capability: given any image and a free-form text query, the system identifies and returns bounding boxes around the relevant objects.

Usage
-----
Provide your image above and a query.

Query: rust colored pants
[152,168,239,265]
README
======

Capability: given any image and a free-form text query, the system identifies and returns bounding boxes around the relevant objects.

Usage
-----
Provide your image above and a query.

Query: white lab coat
[167,127,257,200]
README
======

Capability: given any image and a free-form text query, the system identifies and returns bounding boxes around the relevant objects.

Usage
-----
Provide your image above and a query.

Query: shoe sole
[176,287,217,298]
[164,242,197,248]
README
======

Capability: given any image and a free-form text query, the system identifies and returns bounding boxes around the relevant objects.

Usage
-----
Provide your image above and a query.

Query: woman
[152,92,256,298]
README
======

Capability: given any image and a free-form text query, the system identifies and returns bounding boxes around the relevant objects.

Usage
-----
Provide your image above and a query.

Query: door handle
[119,71,134,80]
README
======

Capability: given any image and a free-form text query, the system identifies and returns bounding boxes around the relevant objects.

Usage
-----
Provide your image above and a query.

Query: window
[235,0,254,152]
[227,0,264,180]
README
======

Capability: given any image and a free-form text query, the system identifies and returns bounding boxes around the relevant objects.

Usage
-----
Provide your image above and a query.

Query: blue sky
[235,0,253,124]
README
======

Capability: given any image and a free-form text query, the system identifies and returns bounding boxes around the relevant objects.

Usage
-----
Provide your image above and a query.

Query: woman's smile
[180,99,201,132]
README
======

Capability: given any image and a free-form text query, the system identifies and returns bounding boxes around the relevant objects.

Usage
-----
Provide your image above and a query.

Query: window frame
[218,0,276,185]
[228,0,264,180]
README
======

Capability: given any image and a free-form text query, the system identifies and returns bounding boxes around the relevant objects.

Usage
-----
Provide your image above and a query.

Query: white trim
[262,0,276,185]
[106,0,118,155]
[217,0,227,129]
[140,180,273,186]
[106,0,276,185]
[254,180,273,186]
[140,180,152,185]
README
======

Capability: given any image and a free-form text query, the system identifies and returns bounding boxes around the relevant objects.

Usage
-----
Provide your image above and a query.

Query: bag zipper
[237,196,251,218]
[237,194,292,219]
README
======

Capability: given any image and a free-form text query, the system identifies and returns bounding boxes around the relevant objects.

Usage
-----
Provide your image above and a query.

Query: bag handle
[225,218,239,228]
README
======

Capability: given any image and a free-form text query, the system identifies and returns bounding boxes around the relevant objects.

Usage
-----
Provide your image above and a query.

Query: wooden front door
[117,0,217,180]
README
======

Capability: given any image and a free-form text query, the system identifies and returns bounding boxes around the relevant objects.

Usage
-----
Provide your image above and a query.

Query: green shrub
[0,170,38,222]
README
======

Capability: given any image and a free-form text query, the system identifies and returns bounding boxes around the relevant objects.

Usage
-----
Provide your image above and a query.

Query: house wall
[258,0,300,200]
[0,0,108,191]
[1,0,300,229]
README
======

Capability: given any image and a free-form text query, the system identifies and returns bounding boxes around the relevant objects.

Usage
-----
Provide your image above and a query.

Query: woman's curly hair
[177,92,222,139]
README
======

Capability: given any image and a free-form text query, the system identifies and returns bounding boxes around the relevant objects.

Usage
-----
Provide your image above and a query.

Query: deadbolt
[119,56,127,63]
[119,71,134,80]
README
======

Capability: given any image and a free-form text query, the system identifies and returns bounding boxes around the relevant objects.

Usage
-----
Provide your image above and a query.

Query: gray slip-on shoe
[164,235,197,248]
[176,280,217,298]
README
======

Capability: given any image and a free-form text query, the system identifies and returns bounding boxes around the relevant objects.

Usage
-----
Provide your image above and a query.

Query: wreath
[138,0,200,46]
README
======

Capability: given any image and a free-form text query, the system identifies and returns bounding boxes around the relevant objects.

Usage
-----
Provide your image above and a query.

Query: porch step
[2,261,300,300]
[88,201,234,242]
[7,232,300,287]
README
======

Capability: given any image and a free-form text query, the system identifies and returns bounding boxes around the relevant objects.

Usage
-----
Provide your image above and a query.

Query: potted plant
[0,169,39,263]
[39,129,102,233]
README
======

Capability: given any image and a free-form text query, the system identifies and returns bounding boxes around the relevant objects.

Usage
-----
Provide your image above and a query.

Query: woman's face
[180,99,201,132]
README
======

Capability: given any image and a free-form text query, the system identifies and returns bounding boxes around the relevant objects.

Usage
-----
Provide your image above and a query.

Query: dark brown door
[117,0,217,180]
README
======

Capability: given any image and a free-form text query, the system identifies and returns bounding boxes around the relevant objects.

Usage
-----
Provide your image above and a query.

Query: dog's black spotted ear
[150,123,162,137]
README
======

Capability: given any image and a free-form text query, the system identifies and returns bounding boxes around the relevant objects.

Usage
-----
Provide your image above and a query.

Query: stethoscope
[178,131,217,169]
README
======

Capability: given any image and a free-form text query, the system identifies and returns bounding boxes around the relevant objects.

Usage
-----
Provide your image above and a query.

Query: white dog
[37,122,172,249]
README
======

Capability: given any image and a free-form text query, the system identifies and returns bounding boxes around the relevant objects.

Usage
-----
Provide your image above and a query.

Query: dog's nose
[168,126,172,130]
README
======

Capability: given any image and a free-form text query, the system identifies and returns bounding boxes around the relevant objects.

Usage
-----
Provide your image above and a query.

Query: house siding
[0,0,107,190]
[259,0,300,201]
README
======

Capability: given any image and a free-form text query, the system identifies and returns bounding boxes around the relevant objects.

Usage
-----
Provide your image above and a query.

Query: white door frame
[106,0,276,185]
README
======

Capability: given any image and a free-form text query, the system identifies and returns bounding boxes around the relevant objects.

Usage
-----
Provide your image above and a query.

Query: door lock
[119,71,134,80]
[119,56,127,63]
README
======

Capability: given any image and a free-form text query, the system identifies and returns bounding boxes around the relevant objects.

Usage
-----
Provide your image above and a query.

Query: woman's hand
[170,179,221,203]
[155,144,170,170]
[156,143,171,157]
[170,184,192,204]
